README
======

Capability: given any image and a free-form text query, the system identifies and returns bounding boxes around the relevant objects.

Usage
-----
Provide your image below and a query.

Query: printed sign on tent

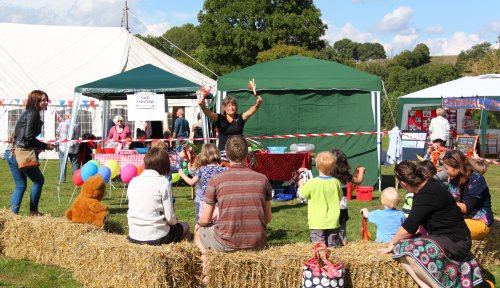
[126,92,165,121]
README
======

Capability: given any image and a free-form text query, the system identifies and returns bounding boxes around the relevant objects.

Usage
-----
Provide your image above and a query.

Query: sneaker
[29,211,44,217]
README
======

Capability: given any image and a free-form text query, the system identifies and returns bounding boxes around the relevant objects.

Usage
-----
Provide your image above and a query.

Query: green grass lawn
[0,156,498,286]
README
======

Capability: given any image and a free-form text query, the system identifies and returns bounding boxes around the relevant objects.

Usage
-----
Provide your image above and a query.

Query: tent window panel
[8,108,24,138]
[8,108,47,138]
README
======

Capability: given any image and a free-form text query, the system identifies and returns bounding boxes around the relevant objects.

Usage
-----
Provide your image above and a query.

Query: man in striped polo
[195,135,272,283]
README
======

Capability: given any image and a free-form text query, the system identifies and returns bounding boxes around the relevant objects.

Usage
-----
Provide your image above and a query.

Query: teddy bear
[66,174,108,227]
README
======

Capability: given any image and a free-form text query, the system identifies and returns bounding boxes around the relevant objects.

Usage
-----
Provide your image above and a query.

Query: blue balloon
[81,162,98,181]
[97,166,112,183]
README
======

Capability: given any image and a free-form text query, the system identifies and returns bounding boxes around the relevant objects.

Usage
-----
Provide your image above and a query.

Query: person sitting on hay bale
[297,151,343,247]
[382,160,483,287]
[194,135,272,285]
[65,174,108,227]
[127,147,190,245]
[360,187,405,243]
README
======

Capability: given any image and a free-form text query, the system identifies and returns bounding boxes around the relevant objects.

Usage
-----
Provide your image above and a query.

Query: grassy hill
[431,55,458,65]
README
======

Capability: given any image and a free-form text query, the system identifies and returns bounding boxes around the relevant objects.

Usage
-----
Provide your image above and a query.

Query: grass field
[0,155,498,286]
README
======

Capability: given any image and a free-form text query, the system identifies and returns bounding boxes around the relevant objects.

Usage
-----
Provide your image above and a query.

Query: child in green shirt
[298,151,342,247]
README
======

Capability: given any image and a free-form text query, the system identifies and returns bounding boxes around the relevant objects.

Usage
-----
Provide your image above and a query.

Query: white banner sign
[127,92,165,121]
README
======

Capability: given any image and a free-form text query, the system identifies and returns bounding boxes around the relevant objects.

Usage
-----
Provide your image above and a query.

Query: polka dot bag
[302,242,345,288]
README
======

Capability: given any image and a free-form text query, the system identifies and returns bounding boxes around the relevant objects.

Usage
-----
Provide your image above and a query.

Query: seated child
[129,129,149,150]
[298,151,343,247]
[360,187,405,243]
[127,147,190,245]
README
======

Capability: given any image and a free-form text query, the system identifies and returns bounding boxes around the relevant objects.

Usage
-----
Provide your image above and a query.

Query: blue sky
[1,0,499,56]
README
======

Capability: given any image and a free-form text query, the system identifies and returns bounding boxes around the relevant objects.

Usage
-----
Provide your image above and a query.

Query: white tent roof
[0,23,216,101]
[399,74,500,99]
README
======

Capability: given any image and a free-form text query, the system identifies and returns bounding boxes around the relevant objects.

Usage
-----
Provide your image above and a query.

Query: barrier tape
[0,131,383,144]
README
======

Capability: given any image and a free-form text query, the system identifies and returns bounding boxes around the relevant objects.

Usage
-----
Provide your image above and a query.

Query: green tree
[456,42,492,74]
[471,48,500,75]
[390,43,430,69]
[357,42,386,61]
[256,44,317,63]
[163,24,200,58]
[198,0,326,74]
[332,39,358,61]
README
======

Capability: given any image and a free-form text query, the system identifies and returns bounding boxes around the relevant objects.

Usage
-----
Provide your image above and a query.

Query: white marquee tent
[0,23,216,156]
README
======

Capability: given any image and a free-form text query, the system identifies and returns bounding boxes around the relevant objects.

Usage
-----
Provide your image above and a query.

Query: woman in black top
[5,90,55,215]
[198,95,262,151]
[381,161,483,287]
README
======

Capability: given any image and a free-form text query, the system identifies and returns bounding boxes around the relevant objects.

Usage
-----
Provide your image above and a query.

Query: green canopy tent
[217,56,382,187]
[59,64,207,191]
[75,64,200,99]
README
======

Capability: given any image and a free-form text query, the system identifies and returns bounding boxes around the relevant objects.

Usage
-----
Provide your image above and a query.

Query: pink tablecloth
[93,153,178,170]
[251,152,311,181]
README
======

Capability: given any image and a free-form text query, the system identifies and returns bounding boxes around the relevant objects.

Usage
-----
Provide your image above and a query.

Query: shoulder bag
[11,133,39,170]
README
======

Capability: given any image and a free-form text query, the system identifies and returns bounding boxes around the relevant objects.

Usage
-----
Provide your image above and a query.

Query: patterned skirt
[392,237,483,287]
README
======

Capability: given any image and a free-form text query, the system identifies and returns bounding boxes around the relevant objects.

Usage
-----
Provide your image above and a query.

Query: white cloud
[384,32,419,57]
[323,21,379,44]
[373,6,413,33]
[423,32,483,56]
[143,22,172,36]
[426,26,443,34]
[0,0,134,27]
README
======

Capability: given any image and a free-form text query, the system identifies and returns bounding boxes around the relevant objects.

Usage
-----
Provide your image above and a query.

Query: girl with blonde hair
[178,144,227,224]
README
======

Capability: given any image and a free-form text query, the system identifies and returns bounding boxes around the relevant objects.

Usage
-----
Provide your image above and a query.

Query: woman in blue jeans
[5,90,55,215]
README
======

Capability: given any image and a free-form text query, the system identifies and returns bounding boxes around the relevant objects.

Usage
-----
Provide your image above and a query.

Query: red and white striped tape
[1,131,383,144]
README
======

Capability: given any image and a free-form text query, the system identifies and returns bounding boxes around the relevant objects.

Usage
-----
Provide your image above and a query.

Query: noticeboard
[456,135,478,154]
[401,130,428,161]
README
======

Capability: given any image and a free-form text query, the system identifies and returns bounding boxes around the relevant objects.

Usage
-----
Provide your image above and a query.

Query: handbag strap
[10,133,16,156]
[304,242,342,278]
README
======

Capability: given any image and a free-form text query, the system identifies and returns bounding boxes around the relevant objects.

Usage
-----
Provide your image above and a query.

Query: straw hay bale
[206,242,417,288]
[71,233,200,288]
[0,210,101,268]
[470,221,500,267]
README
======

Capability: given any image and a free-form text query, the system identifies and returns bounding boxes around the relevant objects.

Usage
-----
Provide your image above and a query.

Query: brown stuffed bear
[66,174,108,227]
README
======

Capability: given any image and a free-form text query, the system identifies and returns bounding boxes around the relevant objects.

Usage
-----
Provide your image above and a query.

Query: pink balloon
[121,164,138,184]
[73,169,84,186]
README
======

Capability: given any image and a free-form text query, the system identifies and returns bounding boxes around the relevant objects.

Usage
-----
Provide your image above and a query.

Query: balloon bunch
[72,159,120,186]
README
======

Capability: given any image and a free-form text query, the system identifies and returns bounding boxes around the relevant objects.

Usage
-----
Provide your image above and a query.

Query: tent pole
[103,100,110,140]
[58,92,81,203]
[374,91,382,191]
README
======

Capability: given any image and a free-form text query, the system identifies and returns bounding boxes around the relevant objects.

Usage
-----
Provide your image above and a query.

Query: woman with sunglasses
[108,115,131,147]
[381,161,482,287]
[442,150,493,240]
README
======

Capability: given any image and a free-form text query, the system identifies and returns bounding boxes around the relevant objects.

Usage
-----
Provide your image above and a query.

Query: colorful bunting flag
[90,100,95,108]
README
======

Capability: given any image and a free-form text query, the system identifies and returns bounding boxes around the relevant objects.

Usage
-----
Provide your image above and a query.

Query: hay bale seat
[0,209,201,288]
[0,209,497,287]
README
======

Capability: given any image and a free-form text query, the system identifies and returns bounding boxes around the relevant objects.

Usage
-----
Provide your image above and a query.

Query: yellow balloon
[171,173,180,184]
[105,160,120,179]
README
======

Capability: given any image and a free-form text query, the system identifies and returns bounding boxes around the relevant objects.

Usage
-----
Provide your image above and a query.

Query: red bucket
[356,186,373,201]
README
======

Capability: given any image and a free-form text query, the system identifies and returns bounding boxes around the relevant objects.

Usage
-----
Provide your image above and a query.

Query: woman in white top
[428,107,450,146]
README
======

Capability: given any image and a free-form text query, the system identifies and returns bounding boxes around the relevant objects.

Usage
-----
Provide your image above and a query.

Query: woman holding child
[383,161,483,287]
[441,150,493,240]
